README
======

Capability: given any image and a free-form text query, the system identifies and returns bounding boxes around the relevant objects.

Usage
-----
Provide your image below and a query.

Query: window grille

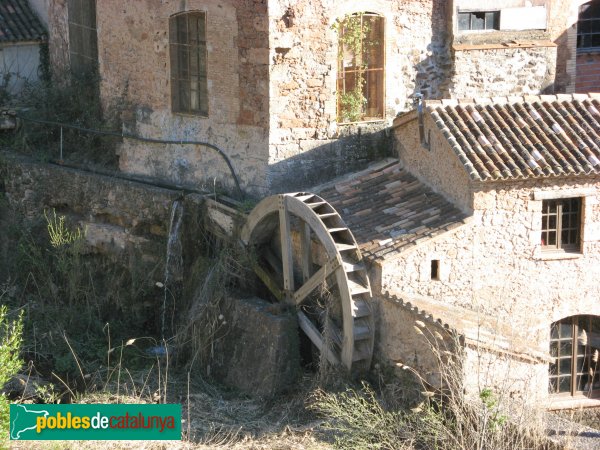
[169,12,208,116]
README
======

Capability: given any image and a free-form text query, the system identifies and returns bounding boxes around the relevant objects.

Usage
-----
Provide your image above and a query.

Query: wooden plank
[252,264,284,302]
[300,221,311,284]
[293,258,340,306]
[279,196,294,303]
[297,311,340,366]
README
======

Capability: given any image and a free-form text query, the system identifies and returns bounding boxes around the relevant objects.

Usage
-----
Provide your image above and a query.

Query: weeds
[0,304,24,442]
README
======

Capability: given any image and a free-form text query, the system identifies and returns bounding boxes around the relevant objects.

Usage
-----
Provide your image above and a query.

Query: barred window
[169,12,208,116]
[68,0,98,75]
[336,13,384,123]
[550,315,600,397]
[541,198,581,252]
[578,2,600,51]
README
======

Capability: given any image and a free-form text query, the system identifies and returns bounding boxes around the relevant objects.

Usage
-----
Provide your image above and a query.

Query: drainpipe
[413,93,430,150]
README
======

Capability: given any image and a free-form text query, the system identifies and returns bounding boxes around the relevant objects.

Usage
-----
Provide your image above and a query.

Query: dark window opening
[169,12,208,116]
[541,198,582,252]
[431,260,440,280]
[458,11,500,31]
[67,0,98,75]
[337,13,385,123]
[578,2,600,51]
[550,315,600,397]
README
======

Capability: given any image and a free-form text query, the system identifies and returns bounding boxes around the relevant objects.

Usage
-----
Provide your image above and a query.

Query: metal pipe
[413,93,430,150]
[13,112,244,198]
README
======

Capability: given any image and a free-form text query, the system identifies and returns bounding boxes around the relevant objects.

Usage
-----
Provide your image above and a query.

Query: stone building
[31,0,600,406]
[40,0,581,196]
[376,93,599,407]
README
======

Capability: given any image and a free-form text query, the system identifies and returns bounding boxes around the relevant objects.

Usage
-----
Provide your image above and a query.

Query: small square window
[457,11,500,31]
[541,198,582,252]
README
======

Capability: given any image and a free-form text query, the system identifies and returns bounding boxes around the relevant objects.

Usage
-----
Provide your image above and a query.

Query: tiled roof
[0,0,46,43]
[318,160,469,261]
[427,94,600,182]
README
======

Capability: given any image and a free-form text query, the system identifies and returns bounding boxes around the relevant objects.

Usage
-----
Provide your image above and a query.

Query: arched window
[169,12,208,115]
[550,315,600,397]
[336,13,384,123]
[578,2,600,51]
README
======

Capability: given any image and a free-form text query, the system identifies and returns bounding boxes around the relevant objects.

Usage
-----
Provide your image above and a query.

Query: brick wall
[576,52,600,93]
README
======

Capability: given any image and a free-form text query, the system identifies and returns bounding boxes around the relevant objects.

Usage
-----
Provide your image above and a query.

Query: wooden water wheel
[241,192,374,372]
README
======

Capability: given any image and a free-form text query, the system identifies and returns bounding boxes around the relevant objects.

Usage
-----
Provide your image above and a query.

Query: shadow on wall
[554,27,574,93]
[412,0,453,100]
[267,125,393,194]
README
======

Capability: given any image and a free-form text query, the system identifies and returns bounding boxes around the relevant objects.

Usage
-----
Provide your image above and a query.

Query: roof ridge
[424,93,598,109]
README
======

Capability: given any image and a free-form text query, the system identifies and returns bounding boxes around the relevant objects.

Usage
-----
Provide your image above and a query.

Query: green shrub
[0,304,23,440]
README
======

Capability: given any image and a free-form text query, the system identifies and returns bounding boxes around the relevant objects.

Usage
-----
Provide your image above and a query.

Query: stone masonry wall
[393,114,473,212]
[380,175,600,354]
[451,46,557,99]
[95,0,269,195]
[266,0,452,192]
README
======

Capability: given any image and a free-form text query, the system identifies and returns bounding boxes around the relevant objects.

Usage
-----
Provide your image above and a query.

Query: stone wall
[576,52,600,93]
[266,0,452,192]
[93,0,270,195]
[47,0,69,74]
[380,175,600,357]
[393,113,473,212]
[451,45,557,98]
[0,152,194,279]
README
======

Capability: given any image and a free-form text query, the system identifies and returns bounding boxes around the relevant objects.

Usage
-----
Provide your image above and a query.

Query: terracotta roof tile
[427,94,600,181]
[0,0,46,44]
[318,161,469,261]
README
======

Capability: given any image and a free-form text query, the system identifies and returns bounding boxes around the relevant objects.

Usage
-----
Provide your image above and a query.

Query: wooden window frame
[541,198,582,253]
[336,13,385,124]
[169,11,209,116]
[578,2,600,52]
[457,10,500,31]
[550,316,600,398]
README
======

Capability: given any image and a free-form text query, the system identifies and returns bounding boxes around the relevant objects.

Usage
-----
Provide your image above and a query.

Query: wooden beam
[297,311,340,366]
[300,221,311,284]
[293,259,340,306]
[279,196,294,303]
[252,264,285,302]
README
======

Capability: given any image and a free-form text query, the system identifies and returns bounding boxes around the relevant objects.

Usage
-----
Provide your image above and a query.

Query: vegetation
[0,304,23,444]
[1,68,125,169]
[333,13,371,123]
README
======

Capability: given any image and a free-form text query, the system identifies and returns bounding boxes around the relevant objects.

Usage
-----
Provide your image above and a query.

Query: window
[578,2,600,51]
[550,315,600,397]
[67,0,98,74]
[458,11,500,31]
[169,12,208,116]
[336,13,384,123]
[541,198,581,252]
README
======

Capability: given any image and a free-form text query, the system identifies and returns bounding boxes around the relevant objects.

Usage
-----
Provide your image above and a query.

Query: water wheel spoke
[279,196,294,303]
[293,259,340,306]
[297,311,340,366]
[300,221,311,284]
[251,263,285,302]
